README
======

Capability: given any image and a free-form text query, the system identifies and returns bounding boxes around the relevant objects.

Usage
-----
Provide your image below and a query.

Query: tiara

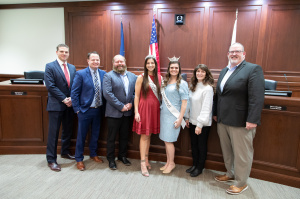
[168,56,180,61]
[145,55,156,60]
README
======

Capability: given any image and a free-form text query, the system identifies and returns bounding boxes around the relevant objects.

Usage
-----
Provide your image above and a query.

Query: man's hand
[63,97,72,107]
[213,116,217,122]
[125,103,132,111]
[246,122,257,130]
[121,105,128,112]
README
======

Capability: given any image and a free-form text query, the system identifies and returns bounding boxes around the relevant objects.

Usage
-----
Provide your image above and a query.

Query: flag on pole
[231,9,238,45]
[228,9,238,66]
[120,20,125,56]
[149,8,161,74]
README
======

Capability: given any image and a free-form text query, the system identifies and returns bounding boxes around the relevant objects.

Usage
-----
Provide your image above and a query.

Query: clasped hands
[63,97,72,107]
[121,103,132,112]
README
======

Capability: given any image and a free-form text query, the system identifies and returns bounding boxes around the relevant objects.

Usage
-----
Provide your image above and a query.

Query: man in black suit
[44,44,76,171]
[213,43,264,195]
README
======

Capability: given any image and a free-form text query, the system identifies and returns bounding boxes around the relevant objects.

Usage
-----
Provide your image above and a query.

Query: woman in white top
[185,64,214,177]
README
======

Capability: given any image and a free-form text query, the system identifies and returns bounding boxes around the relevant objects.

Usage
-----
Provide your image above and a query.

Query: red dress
[132,75,161,135]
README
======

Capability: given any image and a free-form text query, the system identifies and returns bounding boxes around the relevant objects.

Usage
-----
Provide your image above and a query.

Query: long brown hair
[190,64,215,92]
[162,61,182,90]
[142,57,161,99]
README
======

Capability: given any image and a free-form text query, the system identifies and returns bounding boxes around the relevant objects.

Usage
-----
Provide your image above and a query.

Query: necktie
[93,70,101,107]
[63,63,70,88]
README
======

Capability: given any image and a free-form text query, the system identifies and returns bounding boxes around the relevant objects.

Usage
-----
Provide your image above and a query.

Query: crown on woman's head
[168,56,180,61]
[145,54,156,60]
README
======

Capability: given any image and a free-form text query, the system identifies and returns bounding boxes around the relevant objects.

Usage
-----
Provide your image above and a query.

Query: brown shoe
[214,174,234,182]
[90,156,104,163]
[77,161,85,171]
[226,185,248,195]
[48,163,61,172]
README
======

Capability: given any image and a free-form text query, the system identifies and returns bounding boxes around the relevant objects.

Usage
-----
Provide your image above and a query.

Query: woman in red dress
[133,55,161,177]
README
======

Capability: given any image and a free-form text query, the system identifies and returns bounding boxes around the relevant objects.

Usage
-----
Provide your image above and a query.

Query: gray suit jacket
[103,70,137,118]
[44,60,76,111]
[213,60,265,127]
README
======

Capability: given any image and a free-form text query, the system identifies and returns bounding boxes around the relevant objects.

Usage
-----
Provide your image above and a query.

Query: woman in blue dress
[159,58,188,174]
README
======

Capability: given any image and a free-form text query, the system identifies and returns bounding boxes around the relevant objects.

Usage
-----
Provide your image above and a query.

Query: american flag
[149,14,161,74]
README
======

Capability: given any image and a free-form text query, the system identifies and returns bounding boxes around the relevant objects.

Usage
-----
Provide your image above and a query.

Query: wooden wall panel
[255,111,300,169]
[263,5,300,75]
[207,6,261,70]
[110,10,152,72]
[0,96,43,142]
[67,9,107,70]
[157,7,204,72]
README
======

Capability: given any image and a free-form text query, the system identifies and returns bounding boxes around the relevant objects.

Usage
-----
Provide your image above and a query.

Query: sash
[161,87,186,129]
[148,75,159,101]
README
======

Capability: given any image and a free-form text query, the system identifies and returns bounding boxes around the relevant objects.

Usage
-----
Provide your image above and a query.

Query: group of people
[45,42,264,195]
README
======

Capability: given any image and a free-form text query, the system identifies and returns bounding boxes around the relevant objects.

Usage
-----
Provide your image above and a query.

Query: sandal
[141,160,149,177]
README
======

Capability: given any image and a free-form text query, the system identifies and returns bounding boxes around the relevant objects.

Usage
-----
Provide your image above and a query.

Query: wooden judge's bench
[0,80,299,188]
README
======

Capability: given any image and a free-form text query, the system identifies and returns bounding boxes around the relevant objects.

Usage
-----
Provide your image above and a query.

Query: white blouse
[186,82,214,128]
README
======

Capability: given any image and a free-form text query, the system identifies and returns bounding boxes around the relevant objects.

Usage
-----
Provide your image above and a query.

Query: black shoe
[61,154,75,160]
[48,162,61,172]
[109,161,117,170]
[118,157,131,166]
[186,166,196,173]
[190,168,202,177]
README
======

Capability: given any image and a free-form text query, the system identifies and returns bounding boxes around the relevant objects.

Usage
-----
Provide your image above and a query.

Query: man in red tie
[44,44,77,171]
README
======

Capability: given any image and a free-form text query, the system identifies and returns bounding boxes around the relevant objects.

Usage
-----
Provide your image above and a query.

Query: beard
[113,64,127,73]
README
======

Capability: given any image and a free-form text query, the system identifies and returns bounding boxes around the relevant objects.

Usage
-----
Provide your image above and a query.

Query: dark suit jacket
[103,70,137,118]
[213,60,265,127]
[71,67,106,114]
[44,60,76,111]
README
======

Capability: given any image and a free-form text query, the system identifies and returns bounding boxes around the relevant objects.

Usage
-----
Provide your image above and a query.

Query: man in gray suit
[213,43,264,195]
[103,54,137,170]
[44,44,76,171]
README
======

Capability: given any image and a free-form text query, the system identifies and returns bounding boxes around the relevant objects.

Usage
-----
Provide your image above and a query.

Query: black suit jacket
[213,60,265,127]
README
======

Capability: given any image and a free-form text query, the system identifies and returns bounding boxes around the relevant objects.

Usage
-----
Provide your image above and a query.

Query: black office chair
[24,71,45,80]
[265,79,277,90]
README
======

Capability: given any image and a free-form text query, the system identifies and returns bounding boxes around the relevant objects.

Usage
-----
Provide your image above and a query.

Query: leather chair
[24,71,45,80]
[265,79,277,90]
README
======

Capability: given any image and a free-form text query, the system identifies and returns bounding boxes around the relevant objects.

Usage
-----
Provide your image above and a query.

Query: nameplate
[264,105,286,111]
[11,91,27,95]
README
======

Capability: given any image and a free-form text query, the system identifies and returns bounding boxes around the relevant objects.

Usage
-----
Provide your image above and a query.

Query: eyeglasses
[228,50,243,54]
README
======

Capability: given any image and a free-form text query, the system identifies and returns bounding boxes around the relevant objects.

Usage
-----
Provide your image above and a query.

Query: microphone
[284,74,290,91]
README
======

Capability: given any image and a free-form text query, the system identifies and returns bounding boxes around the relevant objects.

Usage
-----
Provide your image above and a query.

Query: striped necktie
[93,70,101,107]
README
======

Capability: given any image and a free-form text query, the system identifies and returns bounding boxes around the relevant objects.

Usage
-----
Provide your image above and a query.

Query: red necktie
[63,63,70,88]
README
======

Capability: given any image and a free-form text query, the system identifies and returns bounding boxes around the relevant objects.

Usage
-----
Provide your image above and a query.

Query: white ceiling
[0,0,101,5]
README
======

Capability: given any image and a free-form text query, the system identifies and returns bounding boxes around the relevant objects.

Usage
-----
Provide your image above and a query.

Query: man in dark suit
[44,44,76,172]
[103,54,137,170]
[213,43,264,195]
[71,51,106,171]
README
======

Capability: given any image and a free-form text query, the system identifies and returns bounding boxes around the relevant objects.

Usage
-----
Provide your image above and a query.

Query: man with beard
[213,43,264,195]
[103,54,137,170]
[71,51,106,171]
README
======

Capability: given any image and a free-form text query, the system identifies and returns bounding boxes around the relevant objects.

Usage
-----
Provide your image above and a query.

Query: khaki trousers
[217,122,256,187]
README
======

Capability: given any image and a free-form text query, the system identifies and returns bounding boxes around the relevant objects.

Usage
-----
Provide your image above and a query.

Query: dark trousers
[189,124,211,170]
[106,116,130,161]
[46,107,74,163]
[75,108,102,162]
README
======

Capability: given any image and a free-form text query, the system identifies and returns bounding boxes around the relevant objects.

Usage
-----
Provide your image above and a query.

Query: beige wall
[0,8,64,74]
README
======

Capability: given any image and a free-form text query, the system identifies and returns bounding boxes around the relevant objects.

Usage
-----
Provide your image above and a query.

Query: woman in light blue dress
[159,58,188,174]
